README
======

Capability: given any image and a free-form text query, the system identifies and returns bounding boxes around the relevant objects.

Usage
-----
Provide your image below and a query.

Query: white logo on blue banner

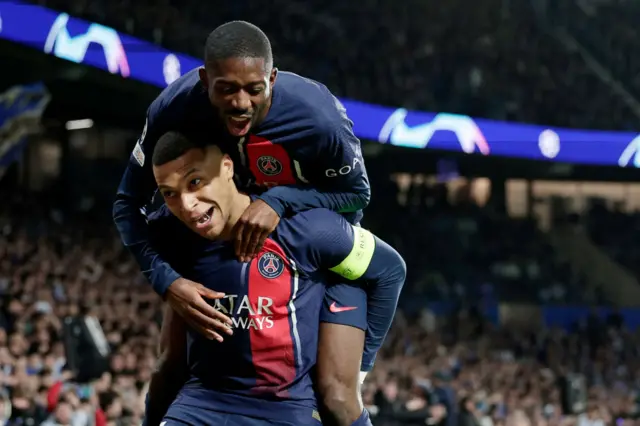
[378,108,490,155]
[43,13,130,77]
[618,135,640,167]
[163,54,181,85]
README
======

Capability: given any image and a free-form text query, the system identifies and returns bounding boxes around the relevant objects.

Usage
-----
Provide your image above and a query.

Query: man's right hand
[165,277,233,341]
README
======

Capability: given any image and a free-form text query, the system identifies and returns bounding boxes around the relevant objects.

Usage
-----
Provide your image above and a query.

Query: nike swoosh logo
[329,302,357,313]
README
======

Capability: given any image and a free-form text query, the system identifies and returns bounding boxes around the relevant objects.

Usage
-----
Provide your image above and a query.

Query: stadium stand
[0,191,154,424]
[2,0,640,425]
[0,181,629,426]
[552,0,640,101]
[584,202,640,282]
[33,0,638,129]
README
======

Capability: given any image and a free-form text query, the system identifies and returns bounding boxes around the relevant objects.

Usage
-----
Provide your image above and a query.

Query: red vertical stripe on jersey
[248,238,296,396]
[246,135,296,186]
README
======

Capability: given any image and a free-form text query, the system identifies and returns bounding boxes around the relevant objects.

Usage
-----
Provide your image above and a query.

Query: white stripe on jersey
[288,259,303,368]
[293,160,309,183]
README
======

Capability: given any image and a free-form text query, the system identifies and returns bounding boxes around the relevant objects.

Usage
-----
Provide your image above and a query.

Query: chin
[203,226,223,240]
[203,231,217,240]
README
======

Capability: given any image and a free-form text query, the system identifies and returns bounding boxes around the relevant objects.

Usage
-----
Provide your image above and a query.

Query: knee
[317,373,361,410]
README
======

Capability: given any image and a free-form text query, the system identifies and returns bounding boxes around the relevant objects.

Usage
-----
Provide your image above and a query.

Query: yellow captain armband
[329,226,376,280]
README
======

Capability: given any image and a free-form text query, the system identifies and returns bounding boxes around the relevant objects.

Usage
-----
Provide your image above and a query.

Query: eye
[217,85,237,95]
[189,178,202,188]
[161,191,175,199]
[247,87,263,95]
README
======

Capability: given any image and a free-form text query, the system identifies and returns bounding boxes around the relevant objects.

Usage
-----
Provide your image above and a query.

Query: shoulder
[275,71,348,134]
[284,208,348,231]
[277,209,353,250]
[271,209,351,273]
[148,68,204,122]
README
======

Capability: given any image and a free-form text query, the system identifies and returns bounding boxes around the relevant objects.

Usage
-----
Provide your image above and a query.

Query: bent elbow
[356,187,371,209]
[112,196,124,223]
[395,251,407,285]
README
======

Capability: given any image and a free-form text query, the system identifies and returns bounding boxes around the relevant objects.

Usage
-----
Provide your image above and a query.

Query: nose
[230,90,251,112]
[180,193,199,218]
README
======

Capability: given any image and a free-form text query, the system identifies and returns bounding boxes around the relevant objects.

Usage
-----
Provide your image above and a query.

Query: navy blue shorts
[320,282,367,331]
[162,402,322,426]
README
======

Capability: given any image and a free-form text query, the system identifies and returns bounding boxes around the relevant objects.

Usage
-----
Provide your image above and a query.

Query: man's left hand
[234,199,280,262]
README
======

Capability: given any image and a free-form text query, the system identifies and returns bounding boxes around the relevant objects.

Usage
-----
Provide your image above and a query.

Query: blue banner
[2,1,640,167]
[541,306,640,330]
[0,82,51,175]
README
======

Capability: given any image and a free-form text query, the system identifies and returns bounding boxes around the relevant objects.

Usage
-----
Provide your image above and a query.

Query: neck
[219,192,251,240]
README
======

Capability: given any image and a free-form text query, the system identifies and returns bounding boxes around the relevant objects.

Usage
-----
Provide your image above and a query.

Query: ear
[198,67,209,89]
[221,154,234,180]
[269,68,278,89]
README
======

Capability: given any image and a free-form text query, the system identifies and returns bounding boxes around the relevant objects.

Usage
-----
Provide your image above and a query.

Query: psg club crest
[258,252,285,279]
[257,155,283,176]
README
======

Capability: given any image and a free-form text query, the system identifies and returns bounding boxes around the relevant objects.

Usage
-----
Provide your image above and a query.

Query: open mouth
[226,115,252,137]
[194,207,215,229]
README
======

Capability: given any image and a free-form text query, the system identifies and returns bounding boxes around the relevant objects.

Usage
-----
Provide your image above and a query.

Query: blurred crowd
[0,192,159,425]
[365,306,640,426]
[34,0,638,130]
[0,180,630,426]
[6,0,640,424]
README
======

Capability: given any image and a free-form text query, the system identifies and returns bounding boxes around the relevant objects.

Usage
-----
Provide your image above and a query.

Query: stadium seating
[0,181,627,425]
[4,1,640,425]
[368,180,587,308]
[554,0,640,102]
[35,0,637,129]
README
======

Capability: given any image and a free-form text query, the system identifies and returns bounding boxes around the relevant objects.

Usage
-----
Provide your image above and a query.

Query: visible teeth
[230,117,249,122]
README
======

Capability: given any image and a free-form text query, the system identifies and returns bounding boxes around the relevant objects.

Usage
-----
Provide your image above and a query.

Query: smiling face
[152,145,243,240]
[199,57,277,137]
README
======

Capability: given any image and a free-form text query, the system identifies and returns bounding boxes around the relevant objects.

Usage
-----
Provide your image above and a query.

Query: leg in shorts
[320,282,367,331]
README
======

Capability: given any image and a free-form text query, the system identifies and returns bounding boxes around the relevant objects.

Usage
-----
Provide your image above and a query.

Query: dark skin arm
[233,199,280,262]
[146,305,189,426]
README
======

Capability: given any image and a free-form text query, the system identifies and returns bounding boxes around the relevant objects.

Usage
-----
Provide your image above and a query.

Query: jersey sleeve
[288,209,406,371]
[258,97,371,217]
[112,100,180,296]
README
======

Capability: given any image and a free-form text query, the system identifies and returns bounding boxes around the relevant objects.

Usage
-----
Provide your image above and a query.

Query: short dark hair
[204,21,272,69]
[152,132,201,166]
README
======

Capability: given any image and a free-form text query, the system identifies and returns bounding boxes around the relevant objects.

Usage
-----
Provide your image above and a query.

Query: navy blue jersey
[147,206,385,422]
[114,69,370,296]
